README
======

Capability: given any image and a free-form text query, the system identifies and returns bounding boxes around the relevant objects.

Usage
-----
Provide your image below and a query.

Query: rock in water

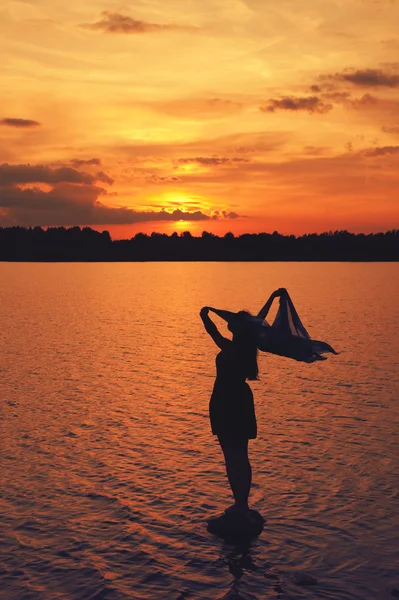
[207,509,265,541]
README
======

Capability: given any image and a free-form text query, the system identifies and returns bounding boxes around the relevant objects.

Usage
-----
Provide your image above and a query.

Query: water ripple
[0,262,398,600]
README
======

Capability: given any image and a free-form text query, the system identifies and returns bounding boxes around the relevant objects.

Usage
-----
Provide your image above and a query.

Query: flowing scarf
[254,291,338,363]
[222,291,337,363]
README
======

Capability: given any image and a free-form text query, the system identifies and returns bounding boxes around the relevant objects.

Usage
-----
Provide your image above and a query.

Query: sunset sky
[1,0,399,238]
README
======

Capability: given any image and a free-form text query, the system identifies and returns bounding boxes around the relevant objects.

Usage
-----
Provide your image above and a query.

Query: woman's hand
[258,289,287,319]
[273,288,287,297]
[200,306,210,318]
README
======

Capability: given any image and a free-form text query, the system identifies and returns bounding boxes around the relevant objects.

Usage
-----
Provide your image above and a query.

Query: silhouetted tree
[0,226,398,261]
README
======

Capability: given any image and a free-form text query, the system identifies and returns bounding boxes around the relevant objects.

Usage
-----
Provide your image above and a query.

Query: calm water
[1,262,398,600]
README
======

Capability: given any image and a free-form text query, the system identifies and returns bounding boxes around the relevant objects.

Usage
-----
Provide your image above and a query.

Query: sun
[148,191,210,214]
[173,220,189,231]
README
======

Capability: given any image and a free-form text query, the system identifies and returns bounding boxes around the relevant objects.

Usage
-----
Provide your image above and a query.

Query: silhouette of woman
[200,289,284,517]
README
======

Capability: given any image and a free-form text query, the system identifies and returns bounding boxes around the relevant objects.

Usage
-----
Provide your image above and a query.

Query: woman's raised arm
[200,307,232,351]
[257,288,287,320]
[207,306,237,323]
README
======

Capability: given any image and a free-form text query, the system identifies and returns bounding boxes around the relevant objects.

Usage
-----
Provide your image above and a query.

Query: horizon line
[0,224,398,243]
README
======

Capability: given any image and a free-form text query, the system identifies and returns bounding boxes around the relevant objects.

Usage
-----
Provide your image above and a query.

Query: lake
[0,262,398,600]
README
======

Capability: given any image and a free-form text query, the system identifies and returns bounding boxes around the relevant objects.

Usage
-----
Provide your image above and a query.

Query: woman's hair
[231,311,259,381]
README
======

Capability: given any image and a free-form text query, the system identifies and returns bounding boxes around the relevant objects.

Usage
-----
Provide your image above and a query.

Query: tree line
[0,226,398,261]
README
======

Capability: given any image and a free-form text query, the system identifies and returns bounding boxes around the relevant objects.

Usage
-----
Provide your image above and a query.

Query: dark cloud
[312,89,388,111]
[0,183,107,212]
[363,146,399,157]
[158,209,211,222]
[148,175,181,183]
[321,92,399,113]
[260,96,333,114]
[0,118,40,128]
[222,211,239,219]
[0,185,230,225]
[70,158,102,166]
[82,11,197,34]
[0,163,113,186]
[382,125,399,135]
[0,163,239,226]
[177,156,248,166]
[329,68,399,88]
[96,171,115,185]
[233,146,255,154]
[348,93,379,109]
[322,91,351,103]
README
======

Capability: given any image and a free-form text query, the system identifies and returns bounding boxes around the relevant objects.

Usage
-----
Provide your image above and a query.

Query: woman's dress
[209,349,257,440]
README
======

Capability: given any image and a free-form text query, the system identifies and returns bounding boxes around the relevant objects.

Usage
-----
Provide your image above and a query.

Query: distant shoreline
[1,226,398,261]
[1,259,399,263]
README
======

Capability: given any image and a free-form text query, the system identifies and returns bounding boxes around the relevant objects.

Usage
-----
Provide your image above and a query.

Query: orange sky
[1,0,398,238]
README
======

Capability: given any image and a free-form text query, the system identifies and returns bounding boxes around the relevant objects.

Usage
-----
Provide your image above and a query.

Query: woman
[200,289,284,518]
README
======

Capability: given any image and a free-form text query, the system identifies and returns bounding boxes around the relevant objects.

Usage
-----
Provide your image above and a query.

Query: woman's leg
[218,435,252,513]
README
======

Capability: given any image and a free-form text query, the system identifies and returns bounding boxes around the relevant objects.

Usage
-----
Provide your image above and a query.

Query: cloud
[152,98,243,118]
[70,158,102,166]
[382,125,399,135]
[328,68,399,88]
[0,163,240,226]
[157,209,212,222]
[260,96,333,114]
[233,146,255,154]
[363,146,399,157]
[303,146,331,156]
[348,93,379,109]
[0,183,107,212]
[148,175,181,183]
[0,118,40,128]
[339,93,399,114]
[82,11,197,34]
[177,156,248,166]
[309,88,399,114]
[322,91,352,103]
[0,163,114,186]
[113,131,287,162]
[0,185,233,225]
[96,170,115,185]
